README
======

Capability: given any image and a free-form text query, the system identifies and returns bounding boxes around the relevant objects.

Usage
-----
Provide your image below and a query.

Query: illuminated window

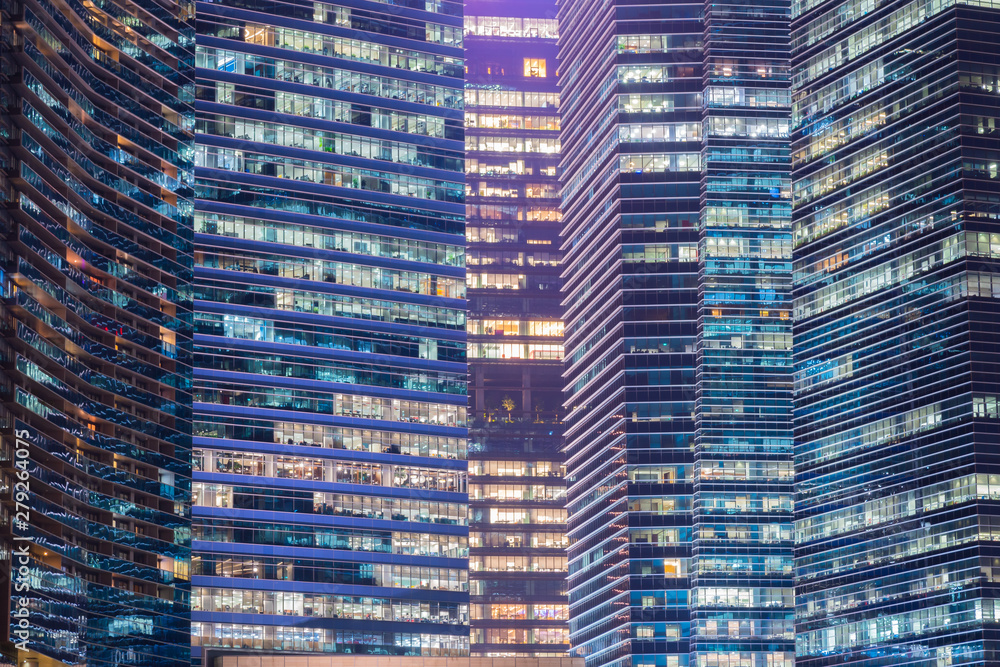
[245,24,274,45]
[490,604,527,619]
[524,58,547,77]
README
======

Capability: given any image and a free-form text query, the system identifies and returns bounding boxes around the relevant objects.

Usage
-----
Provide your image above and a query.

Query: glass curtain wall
[0,0,195,662]
[792,1,1000,666]
[558,0,704,665]
[190,0,469,661]
[692,0,795,666]
[464,0,569,656]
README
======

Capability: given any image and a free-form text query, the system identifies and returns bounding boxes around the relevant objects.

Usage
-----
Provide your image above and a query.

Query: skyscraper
[558,0,796,663]
[558,0,704,664]
[792,1,1000,666]
[693,0,795,666]
[463,0,570,655]
[189,0,470,661]
[0,0,195,663]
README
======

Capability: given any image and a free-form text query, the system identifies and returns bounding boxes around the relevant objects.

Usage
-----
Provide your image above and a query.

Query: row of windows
[193,521,467,558]
[466,225,558,244]
[623,243,700,263]
[471,603,568,621]
[196,212,463,266]
[195,145,463,203]
[196,249,464,298]
[466,272,528,289]
[696,555,792,576]
[466,159,558,178]
[618,64,698,85]
[619,153,701,174]
[794,233,966,320]
[693,587,792,609]
[467,248,559,267]
[699,494,792,514]
[797,470,1000,544]
[205,84,455,139]
[700,461,793,481]
[469,531,568,548]
[799,402,945,468]
[463,16,558,39]
[197,114,461,172]
[196,456,465,491]
[467,136,560,153]
[192,588,467,624]
[467,343,563,360]
[699,523,792,543]
[195,282,465,330]
[195,418,466,459]
[195,383,467,427]
[467,319,562,337]
[465,89,559,109]
[469,182,559,199]
[695,619,792,640]
[193,552,467,591]
[465,113,559,131]
[794,146,888,205]
[800,599,984,656]
[479,507,567,525]
[627,496,692,514]
[233,22,462,77]
[472,627,569,645]
[192,623,467,655]
[693,653,793,667]
[705,86,789,109]
[194,477,467,526]
[471,556,567,572]
[796,516,990,582]
[793,109,886,166]
[198,312,461,364]
[617,34,701,54]
[707,116,790,139]
[705,236,790,259]
[619,122,701,143]
[621,92,704,114]
[470,483,566,502]
[200,48,462,109]
[194,173,464,232]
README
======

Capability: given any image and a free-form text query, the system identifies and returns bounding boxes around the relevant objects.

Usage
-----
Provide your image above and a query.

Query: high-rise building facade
[693,1,795,667]
[558,0,704,664]
[0,0,195,663]
[558,0,796,663]
[463,0,570,656]
[188,0,469,662]
[792,1,1000,666]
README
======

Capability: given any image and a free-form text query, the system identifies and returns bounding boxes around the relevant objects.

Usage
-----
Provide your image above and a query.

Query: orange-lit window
[245,24,274,45]
[524,58,547,77]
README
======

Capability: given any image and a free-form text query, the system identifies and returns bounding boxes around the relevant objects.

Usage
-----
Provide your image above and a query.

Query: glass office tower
[190,0,469,661]
[693,0,795,666]
[792,1,1000,666]
[464,0,570,656]
[0,0,195,662]
[558,0,704,665]
[559,0,797,662]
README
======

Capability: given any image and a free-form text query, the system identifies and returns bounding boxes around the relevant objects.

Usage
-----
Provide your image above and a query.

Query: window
[524,59,547,77]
